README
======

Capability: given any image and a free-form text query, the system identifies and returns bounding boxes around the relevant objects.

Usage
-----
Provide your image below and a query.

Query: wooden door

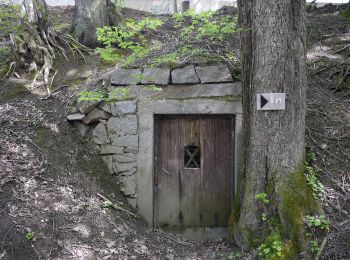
[154,115,234,228]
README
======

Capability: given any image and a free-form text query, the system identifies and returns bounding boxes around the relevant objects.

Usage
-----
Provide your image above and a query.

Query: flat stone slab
[195,65,233,83]
[100,145,124,155]
[171,65,200,85]
[92,123,110,145]
[78,100,100,114]
[112,134,138,148]
[82,108,111,124]
[111,68,142,86]
[154,83,241,100]
[110,101,137,116]
[67,113,85,121]
[106,115,137,136]
[141,68,170,85]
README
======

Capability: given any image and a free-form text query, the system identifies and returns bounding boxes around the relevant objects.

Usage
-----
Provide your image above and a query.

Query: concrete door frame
[137,99,242,225]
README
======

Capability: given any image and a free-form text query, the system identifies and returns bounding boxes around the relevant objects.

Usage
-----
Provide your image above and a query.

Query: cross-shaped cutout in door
[184,145,200,168]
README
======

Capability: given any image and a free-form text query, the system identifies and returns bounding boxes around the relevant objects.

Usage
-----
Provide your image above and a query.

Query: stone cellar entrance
[154,115,235,229]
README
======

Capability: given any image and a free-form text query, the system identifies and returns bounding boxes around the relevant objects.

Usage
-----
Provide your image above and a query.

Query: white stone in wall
[111,134,139,148]
[110,101,137,117]
[82,108,111,124]
[120,175,136,197]
[113,153,136,163]
[92,123,110,144]
[100,145,124,155]
[107,115,137,136]
[101,155,114,174]
[113,162,136,173]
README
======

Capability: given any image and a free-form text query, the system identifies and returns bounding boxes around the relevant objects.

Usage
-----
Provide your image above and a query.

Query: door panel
[154,115,234,228]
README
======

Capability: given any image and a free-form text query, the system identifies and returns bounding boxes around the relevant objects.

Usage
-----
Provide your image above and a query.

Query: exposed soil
[0,5,349,260]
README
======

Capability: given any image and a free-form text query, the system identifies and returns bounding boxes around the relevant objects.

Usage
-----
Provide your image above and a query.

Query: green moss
[277,164,321,252]
[228,195,241,238]
[1,84,29,103]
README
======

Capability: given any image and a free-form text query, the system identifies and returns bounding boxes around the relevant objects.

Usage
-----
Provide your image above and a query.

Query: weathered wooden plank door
[154,115,234,228]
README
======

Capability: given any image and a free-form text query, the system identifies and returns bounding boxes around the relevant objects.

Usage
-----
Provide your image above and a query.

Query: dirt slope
[0,5,349,260]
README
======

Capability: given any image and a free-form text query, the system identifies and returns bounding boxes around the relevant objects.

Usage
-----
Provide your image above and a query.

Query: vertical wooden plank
[154,117,181,227]
[200,116,234,227]
[178,117,201,227]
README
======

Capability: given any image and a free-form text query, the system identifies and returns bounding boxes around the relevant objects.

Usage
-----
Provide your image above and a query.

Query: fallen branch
[97,193,137,217]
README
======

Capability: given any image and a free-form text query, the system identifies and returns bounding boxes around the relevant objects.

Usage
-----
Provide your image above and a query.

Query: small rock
[78,100,100,114]
[107,115,137,136]
[120,175,136,196]
[100,145,124,155]
[92,123,110,145]
[113,162,136,173]
[111,68,142,85]
[113,153,136,163]
[171,65,200,84]
[72,121,90,137]
[82,108,111,124]
[195,65,233,83]
[101,155,114,174]
[110,101,137,116]
[112,134,138,147]
[99,103,111,113]
[142,68,170,85]
[67,113,85,121]
[165,254,174,260]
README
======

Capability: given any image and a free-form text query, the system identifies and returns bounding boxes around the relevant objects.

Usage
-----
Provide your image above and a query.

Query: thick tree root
[11,25,92,94]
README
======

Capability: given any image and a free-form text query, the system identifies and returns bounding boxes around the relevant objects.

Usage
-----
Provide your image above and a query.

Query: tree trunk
[173,0,178,13]
[234,0,321,255]
[72,0,122,48]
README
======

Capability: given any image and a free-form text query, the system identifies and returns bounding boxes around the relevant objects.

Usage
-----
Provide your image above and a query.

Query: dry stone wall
[67,64,239,208]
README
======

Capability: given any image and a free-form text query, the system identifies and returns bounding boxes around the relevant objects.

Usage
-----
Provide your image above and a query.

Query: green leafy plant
[305,215,330,232]
[310,240,319,253]
[25,231,36,241]
[227,252,241,259]
[305,150,324,200]
[96,17,163,63]
[0,2,21,39]
[258,233,285,260]
[77,88,129,102]
[255,193,270,204]
[101,200,113,208]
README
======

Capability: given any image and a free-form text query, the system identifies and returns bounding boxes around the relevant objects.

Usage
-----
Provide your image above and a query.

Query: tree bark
[72,0,122,48]
[234,0,321,254]
[173,0,178,13]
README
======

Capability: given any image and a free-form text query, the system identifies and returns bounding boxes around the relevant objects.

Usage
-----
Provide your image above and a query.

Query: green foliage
[102,200,113,208]
[144,85,162,92]
[254,193,270,204]
[172,9,239,43]
[96,17,163,63]
[25,231,36,241]
[77,88,129,102]
[305,149,325,200]
[305,215,330,232]
[341,6,350,20]
[258,233,285,260]
[96,47,123,63]
[227,252,241,259]
[310,240,319,253]
[0,2,21,39]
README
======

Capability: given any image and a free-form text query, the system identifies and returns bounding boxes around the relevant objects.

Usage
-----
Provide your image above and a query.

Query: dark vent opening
[184,145,200,168]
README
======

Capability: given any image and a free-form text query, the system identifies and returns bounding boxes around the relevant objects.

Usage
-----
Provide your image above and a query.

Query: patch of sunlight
[43,122,60,134]
[307,45,342,61]
[73,224,91,238]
